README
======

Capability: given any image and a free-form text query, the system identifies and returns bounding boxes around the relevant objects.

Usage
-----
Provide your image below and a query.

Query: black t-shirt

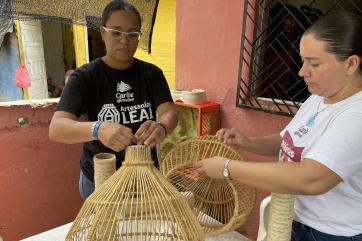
[57,58,173,181]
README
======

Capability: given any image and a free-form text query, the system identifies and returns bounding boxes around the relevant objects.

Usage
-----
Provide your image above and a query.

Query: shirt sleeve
[56,71,87,117]
[304,109,362,180]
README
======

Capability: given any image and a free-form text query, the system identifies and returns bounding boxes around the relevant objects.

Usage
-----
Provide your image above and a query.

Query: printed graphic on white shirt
[98,102,154,124]
[280,130,304,162]
[116,81,134,103]
[294,124,311,138]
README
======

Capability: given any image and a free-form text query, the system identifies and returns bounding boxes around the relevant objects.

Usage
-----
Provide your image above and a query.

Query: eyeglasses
[102,26,142,41]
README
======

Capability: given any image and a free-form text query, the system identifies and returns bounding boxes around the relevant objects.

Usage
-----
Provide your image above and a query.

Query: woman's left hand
[193,156,228,179]
[135,120,167,147]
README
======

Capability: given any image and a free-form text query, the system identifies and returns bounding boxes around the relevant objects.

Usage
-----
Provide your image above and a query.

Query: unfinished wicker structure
[66,145,204,241]
[160,135,256,236]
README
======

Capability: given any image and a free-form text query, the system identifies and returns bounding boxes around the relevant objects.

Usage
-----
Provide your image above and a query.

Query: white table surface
[21,222,251,241]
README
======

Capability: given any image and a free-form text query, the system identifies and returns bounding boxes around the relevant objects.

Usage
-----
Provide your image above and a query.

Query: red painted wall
[176,1,292,240]
[0,103,83,241]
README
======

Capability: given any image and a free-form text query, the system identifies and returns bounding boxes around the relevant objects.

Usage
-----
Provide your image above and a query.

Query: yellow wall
[135,0,176,90]
[62,24,76,70]
[72,24,88,67]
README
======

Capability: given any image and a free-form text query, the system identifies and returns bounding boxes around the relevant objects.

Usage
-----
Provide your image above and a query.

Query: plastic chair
[256,196,271,241]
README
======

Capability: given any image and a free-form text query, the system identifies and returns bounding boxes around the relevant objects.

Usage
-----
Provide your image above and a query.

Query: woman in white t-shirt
[195,12,362,241]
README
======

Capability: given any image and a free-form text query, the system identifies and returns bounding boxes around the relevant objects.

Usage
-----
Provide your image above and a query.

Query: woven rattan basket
[160,135,256,236]
[66,145,204,241]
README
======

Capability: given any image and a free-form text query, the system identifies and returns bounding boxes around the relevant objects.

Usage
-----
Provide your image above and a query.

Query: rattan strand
[161,135,256,236]
[66,145,204,241]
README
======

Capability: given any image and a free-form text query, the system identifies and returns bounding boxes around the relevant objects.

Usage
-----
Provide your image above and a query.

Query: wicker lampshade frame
[66,145,204,241]
[160,135,256,236]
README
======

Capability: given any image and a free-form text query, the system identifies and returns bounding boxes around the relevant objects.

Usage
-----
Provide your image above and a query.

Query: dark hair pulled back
[101,0,142,27]
[304,11,362,72]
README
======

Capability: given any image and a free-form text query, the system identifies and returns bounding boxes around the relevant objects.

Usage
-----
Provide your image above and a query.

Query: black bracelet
[158,122,167,135]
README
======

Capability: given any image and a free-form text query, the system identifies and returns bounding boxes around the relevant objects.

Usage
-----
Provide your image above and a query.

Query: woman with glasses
[49,0,178,199]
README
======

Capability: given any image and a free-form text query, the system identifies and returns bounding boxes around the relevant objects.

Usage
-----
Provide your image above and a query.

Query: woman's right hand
[97,122,137,152]
[216,128,250,149]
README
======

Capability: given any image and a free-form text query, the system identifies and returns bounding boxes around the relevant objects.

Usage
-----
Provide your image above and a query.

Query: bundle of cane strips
[265,193,295,241]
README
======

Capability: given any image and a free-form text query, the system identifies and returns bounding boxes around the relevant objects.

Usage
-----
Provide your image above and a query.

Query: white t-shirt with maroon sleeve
[280,92,362,236]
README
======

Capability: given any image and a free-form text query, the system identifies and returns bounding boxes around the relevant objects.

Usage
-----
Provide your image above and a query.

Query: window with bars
[237,0,362,116]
